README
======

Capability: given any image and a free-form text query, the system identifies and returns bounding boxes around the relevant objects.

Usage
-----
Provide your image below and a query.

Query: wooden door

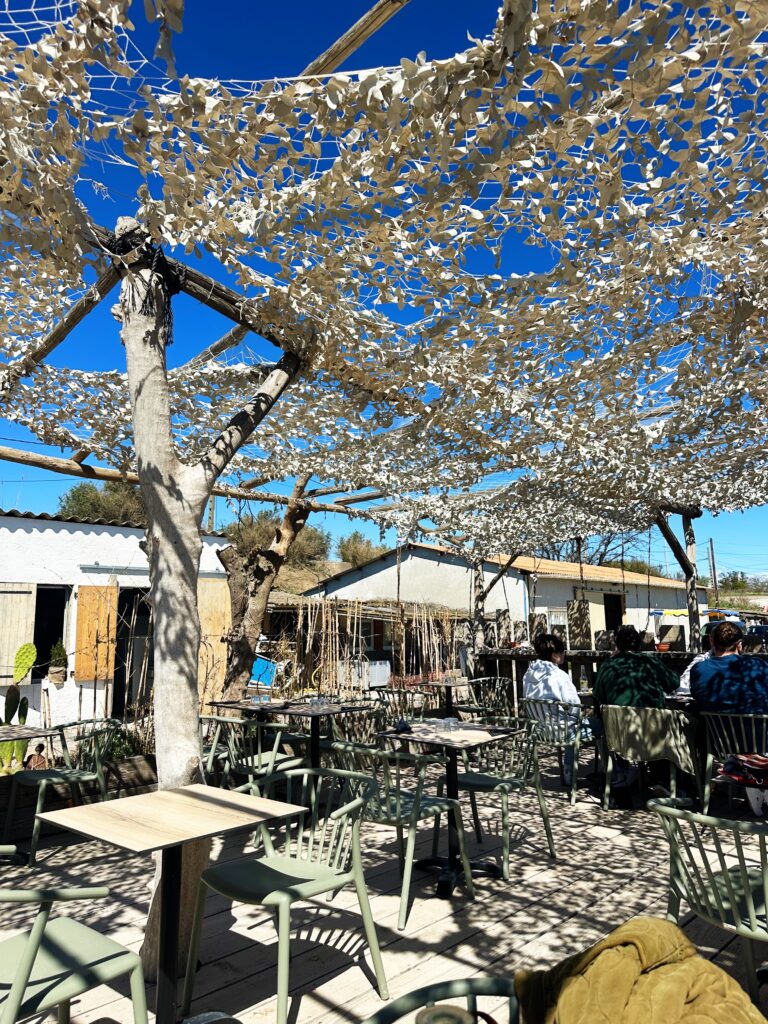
[74,585,118,681]
[0,582,37,682]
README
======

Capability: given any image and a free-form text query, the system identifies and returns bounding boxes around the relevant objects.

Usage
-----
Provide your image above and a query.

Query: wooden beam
[654,513,694,577]
[659,502,702,519]
[0,443,379,518]
[301,0,411,77]
[183,324,249,369]
[333,490,386,506]
[656,511,701,654]
[3,267,119,384]
[89,224,290,351]
[479,551,521,603]
[70,449,91,464]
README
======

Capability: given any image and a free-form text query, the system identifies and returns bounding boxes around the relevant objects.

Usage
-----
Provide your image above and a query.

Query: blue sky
[1,0,766,575]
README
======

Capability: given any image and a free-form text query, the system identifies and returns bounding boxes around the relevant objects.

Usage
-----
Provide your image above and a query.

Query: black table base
[415,853,502,897]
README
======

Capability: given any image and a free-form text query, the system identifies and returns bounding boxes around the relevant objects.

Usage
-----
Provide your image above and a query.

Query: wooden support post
[682,514,701,653]
[472,557,485,657]
[655,511,701,653]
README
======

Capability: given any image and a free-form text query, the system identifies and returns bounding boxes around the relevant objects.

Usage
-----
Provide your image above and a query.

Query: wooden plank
[0,582,37,681]
[73,585,118,681]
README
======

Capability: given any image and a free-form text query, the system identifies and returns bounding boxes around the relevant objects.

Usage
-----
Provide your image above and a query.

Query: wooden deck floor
[3,759,767,1024]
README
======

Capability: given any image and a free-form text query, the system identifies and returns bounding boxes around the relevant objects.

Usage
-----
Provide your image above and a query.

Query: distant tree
[536,532,644,567]
[338,530,388,567]
[225,510,330,567]
[720,570,749,592]
[58,480,146,525]
[603,556,670,577]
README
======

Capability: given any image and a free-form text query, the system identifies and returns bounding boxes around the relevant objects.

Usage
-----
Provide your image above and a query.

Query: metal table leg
[310,716,321,771]
[156,843,183,1024]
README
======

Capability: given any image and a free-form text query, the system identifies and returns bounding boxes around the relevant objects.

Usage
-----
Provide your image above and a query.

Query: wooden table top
[209,699,373,718]
[0,724,62,741]
[37,783,305,853]
[382,721,510,751]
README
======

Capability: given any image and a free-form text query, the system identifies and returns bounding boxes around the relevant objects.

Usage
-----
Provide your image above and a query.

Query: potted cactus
[0,642,35,772]
[48,638,67,683]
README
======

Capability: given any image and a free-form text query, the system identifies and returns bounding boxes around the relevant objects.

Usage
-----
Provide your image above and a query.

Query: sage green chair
[456,676,516,719]
[361,977,519,1024]
[219,717,304,788]
[0,847,148,1024]
[700,712,768,813]
[333,742,475,930]
[649,798,768,1004]
[524,697,594,804]
[375,688,430,724]
[3,718,118,866]
[330,704,385,747]
[432,719,556,876]
[181,767,388,1024]
[200,715,228,782]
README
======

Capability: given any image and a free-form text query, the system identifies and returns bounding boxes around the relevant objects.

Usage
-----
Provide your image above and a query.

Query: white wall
[0,515,228,727]
[313,547,527,618]
[0,515,226,588]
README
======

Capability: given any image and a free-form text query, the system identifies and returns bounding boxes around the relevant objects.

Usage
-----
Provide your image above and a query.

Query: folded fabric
[515,916,766,1024]
[720,753,768,789]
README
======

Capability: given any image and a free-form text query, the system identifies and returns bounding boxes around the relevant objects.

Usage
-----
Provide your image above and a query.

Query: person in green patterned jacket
[593,624,680,715]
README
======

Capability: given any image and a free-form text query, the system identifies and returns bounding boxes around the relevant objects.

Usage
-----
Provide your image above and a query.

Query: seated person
[676,650,711,696]
[523,633,580,704]
[524,633,599,787]
[690,621,768,713]
[593,624,679,714]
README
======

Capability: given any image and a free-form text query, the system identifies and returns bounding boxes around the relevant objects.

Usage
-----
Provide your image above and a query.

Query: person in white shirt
[523,633,581,704]
[676,651,710,695]
[523,633,598,787]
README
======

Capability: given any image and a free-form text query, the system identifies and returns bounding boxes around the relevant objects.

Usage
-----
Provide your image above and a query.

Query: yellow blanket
[515,917,766,1023]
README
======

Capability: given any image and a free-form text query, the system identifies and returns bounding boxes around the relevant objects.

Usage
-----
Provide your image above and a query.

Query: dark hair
[534,633,566,660]
[614,624,641,652]
[711,622,743,652]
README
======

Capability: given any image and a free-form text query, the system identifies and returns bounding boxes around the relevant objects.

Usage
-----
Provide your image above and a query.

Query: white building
[0,510,231,726]
[306,543,708,649]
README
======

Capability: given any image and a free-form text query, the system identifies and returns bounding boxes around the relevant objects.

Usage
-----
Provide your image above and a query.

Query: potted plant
[48,639,67,683]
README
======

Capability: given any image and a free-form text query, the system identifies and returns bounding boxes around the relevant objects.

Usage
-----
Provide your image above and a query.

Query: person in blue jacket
[690,622,768,714]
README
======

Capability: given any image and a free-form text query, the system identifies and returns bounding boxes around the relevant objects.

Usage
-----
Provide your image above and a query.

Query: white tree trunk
[120,267,207,788]
[113,222,301,978]
[118,263,210,978]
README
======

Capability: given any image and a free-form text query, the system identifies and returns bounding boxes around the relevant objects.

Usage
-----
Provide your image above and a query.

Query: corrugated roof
[0,508,227,539]
[310,541,693,592]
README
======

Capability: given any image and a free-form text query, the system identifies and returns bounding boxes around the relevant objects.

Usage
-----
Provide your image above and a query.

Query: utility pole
[708,538,720,608]
[207,495,216,533]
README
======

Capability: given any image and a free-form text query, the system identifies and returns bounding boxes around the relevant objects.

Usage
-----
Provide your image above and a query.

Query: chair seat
[202,854,349,905]
[0,916,141,1018]
[698,866,768,935]
[13,768,98,786]
[371,790,459,825]
[457,771,525,792]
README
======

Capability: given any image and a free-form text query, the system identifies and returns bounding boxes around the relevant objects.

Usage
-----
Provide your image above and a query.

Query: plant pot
[47,668,66,684]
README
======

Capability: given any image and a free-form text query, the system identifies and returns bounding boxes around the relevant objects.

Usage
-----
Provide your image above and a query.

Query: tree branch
[197,351,302,489]
[479,551,521,603]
